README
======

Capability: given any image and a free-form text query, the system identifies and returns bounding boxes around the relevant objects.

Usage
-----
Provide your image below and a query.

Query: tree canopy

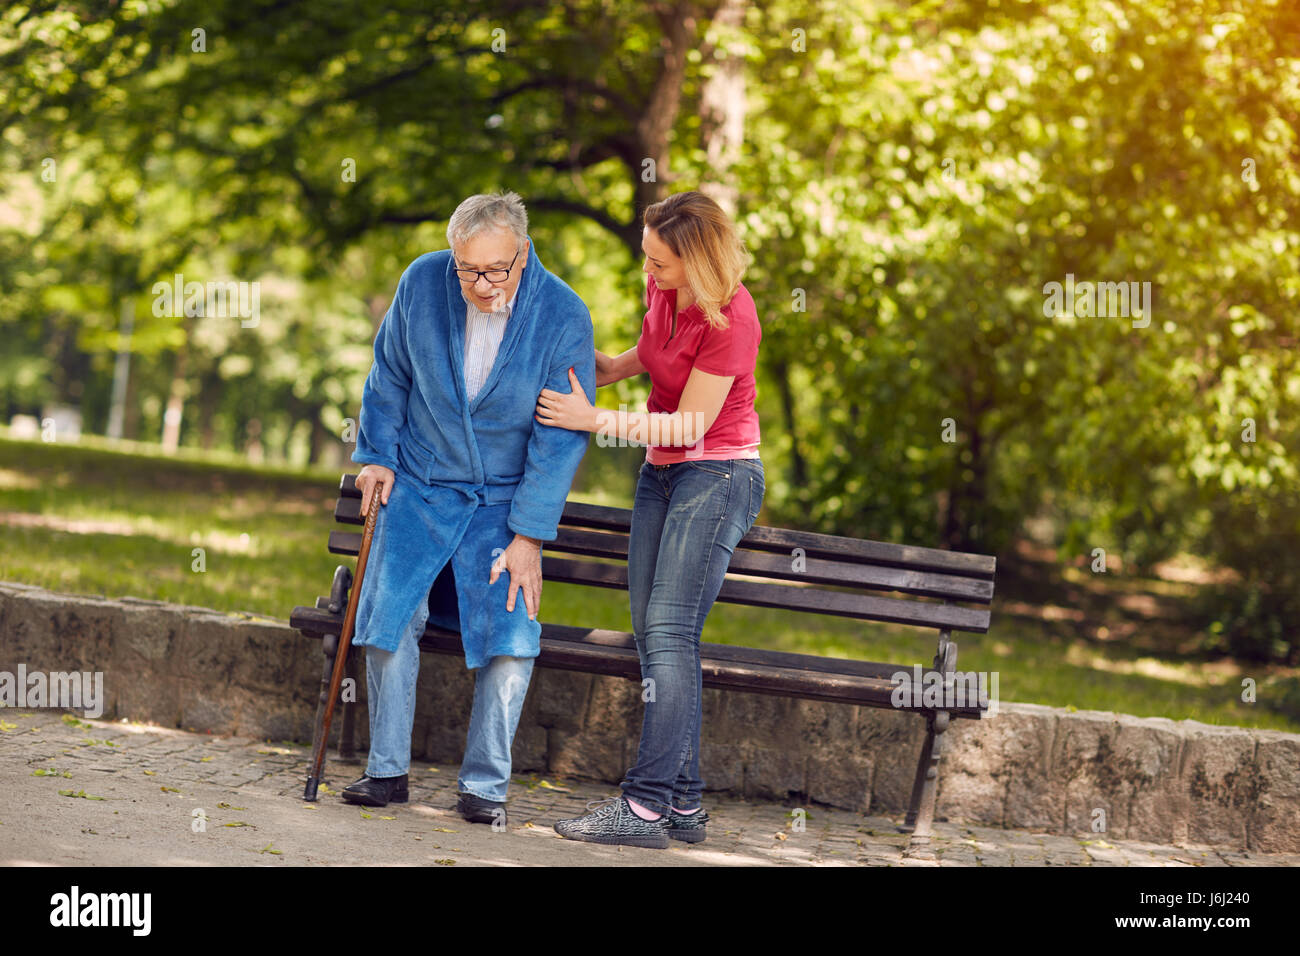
[3,0,1298,662]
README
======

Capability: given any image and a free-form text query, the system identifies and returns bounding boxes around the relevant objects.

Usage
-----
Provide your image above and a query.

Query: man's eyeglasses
[453,248,521,285]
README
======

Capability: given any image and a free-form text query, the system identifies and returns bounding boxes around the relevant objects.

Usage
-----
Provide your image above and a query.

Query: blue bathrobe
[349,240,594,669]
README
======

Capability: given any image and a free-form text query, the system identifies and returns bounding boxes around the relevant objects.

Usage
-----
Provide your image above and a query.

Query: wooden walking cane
[303,477,385,801]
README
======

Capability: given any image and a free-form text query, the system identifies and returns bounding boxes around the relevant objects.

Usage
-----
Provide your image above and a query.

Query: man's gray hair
[447,191,529,252]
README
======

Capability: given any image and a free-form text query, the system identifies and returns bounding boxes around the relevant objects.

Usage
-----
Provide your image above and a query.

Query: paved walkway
[2,710,1294,867]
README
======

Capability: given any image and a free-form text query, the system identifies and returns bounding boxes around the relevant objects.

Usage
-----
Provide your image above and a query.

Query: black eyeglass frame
[452,247,522,285]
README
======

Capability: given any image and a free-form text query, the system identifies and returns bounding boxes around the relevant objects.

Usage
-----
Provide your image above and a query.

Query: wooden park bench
[290,473,998,848]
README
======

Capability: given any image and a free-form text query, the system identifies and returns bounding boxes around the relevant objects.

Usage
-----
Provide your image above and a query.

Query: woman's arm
[595,346,647,388]
[537,366,734,447]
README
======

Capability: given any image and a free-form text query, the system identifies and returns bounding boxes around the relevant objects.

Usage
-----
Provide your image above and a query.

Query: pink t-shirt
[635,276,761,464]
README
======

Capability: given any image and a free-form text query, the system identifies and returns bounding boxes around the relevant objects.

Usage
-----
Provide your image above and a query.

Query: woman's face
[641,226,687,291]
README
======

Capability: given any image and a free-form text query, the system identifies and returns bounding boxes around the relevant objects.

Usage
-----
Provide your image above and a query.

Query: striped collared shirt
[462,287,517,403]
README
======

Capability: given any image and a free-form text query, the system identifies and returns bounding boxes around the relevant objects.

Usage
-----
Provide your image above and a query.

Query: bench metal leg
[308,631,361,780]
[901,631,956,848]
[313,562,361,765]
[902,712,936,832]
[309,630,340,776]
[339,643,359,762]
[905,710,950,847]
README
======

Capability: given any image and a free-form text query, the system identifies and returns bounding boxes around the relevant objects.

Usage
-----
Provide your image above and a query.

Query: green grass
[1,432,1296,733]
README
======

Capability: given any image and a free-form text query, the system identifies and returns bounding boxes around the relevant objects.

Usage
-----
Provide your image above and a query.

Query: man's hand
[489,534,542,621]
[357,464,396,517]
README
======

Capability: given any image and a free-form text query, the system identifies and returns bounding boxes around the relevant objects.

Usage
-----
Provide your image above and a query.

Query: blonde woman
[535,190,764,848]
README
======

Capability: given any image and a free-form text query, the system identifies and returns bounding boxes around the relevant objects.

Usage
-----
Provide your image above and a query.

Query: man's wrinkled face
[454,228,528,313]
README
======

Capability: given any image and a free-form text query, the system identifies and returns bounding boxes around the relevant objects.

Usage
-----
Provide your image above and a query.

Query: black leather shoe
[457,791,506,825]
[341,773,409,807]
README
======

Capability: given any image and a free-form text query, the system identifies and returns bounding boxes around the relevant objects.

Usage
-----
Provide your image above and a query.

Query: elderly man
[342,192,594,825]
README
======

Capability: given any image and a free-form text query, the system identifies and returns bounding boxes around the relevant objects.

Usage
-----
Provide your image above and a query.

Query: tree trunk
[160,335,188,453]
[771,356,807,490]
[196,364,221,450]
[943,420,989,552]
[633,2,699,221]
[308,401,329,466]
[698,0,746,216]
[122,360,141,441]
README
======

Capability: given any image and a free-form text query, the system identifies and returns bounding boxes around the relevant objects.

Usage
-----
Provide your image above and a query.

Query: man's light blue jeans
[619,457,765,816]
[362,574,534,802]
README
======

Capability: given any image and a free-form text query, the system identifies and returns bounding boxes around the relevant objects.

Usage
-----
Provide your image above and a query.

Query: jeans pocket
[685,459,731,479]
[742,461,765,526]
[746,475,762,525]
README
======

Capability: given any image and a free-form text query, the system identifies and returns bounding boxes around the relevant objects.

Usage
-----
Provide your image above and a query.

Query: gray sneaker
[666,807,708,843]
[553,796,670,849]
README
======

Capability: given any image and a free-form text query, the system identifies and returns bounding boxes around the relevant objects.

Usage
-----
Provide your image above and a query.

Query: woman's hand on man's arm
[536,365,733,447]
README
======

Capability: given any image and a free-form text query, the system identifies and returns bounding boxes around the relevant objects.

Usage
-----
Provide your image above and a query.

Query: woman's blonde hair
[643,191,749,330]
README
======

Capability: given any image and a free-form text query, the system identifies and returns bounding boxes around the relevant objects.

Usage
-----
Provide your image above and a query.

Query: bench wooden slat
[559,499,995,578]
[336,475,996,578]
[313,538,992,633]
[539,557,992,633]
[296,606,921,682]
[330,504,993,603]
[547,527,994,603]
[489,621,934,683]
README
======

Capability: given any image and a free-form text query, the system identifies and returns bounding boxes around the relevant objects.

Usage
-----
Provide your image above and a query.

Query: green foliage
[2,0,1297,662]
[719,0,1299,661]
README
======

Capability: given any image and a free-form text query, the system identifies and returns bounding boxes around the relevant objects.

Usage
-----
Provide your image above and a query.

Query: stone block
[547,727,626,782]
[806,752,872,811]
[936,713,1014,826]
[1248,732,1300,854]
[743,745,806,802]
[862,707,926,813]
[700,740,744,792]
[532,668,592,731]
[994,703,1065,830]
[1180,723,1257,849]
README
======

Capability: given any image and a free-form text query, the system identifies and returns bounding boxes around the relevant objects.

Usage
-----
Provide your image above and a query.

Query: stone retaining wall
[2,581,1296,852]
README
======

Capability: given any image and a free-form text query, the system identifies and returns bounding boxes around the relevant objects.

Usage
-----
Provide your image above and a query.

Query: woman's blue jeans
[618,457,765,816]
